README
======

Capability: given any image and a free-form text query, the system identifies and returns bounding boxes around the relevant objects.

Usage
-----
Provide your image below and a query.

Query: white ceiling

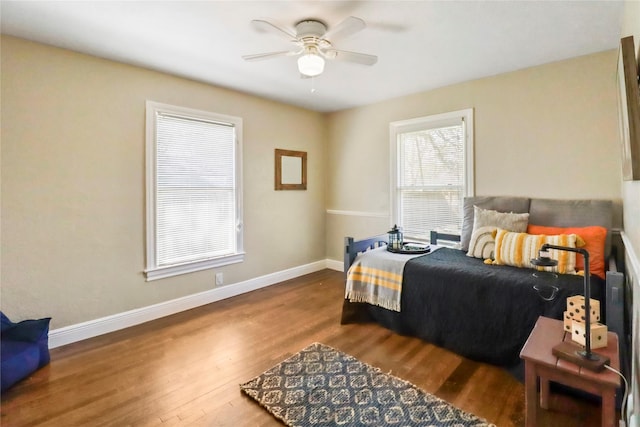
[0,1,625,113]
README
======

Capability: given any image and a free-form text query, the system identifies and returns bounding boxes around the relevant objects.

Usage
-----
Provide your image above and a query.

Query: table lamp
[531,243,609,371]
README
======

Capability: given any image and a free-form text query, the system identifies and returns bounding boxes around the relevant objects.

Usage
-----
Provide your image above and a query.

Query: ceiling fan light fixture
[245,16,376,78]
[298,51,324,77]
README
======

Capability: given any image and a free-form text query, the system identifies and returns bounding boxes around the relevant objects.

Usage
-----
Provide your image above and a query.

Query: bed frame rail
[344,231,460,275]
[605,243,629,408]
[429,231,461,245]
[344,235,388,277]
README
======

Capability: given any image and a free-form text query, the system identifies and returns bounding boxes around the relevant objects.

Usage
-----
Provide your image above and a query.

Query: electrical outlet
[215,272,223,286]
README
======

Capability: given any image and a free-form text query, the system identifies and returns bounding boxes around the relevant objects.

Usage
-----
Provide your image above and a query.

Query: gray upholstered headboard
[460,196,614,257]
[528,198,613,256]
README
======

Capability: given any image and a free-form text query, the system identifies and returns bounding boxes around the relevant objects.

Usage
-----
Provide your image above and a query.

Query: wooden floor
[1,269,608,426]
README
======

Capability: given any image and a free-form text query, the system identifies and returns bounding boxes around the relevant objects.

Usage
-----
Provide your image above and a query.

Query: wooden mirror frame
[618,36,640,181]
[275,149,307,190]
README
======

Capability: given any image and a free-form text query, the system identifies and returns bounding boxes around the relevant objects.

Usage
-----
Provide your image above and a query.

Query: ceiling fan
[242,16,378,77]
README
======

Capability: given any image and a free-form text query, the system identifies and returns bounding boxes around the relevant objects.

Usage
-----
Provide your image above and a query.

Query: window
[145,101,243,281]
[390,109,474,241]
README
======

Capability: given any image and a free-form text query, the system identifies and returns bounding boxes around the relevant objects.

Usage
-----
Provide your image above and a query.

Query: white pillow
[467,226,497,259]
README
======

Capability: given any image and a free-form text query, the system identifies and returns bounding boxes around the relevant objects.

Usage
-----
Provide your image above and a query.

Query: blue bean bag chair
[1,312,51,392]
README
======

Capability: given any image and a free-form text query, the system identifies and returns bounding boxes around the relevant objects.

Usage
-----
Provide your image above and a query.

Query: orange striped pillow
[493,229,584,274]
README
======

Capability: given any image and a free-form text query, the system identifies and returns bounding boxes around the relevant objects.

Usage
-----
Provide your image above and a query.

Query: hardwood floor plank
[436,358,480,401]
[1,270,613,426]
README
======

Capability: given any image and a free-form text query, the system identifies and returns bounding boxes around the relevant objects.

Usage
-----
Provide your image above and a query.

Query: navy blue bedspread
[341,247,604,367]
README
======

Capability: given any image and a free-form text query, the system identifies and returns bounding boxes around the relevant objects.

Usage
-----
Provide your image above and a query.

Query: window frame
[389,108,474,240]
[144,101,244,281]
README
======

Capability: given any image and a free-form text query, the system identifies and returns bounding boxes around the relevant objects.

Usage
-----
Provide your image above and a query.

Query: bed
[340,196,626,369]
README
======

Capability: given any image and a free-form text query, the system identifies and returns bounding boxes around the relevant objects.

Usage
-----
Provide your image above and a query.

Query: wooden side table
[520,316,620,427]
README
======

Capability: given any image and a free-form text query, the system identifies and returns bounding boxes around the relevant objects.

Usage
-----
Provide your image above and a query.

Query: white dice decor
[571,320,608,349]
[563,311,574,333]
[563,295,608,350]
[566,295,600,322]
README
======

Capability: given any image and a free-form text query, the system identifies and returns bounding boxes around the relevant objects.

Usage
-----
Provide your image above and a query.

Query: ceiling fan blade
[242,50,298,62]
[323,16,366,41]
[323,49,378,66]
[251,19,297,41]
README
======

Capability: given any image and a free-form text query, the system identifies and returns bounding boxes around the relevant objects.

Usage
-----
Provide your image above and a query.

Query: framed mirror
[275,149,307,190]
[618,36,640,181]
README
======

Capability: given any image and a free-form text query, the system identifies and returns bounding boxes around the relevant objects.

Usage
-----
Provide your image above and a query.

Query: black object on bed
[341,247,604,367]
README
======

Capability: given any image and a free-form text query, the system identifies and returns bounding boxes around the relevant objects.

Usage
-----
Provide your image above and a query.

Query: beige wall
[0,32,631,336]
[1,36,327,329]
[325,50,622,261]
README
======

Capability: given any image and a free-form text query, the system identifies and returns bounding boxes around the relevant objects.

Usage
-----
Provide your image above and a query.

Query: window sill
[145,252,245,281]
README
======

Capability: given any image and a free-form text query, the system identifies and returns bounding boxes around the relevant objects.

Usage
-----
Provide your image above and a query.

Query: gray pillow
[465,206,530,258]
[460,196,531,251]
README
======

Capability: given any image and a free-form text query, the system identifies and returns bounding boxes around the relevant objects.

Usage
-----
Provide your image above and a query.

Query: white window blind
[145,102,243,281]
[390,109,474,241]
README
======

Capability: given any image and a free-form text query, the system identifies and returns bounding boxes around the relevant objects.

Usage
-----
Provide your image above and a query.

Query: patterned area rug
[240,343,495,426]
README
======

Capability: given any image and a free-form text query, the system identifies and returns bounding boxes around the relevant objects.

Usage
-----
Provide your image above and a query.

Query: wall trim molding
[49,259,328,348]
[620,230,639,426]
[326,209,388,218]
[326,258,344,272]
[621,231,640,281]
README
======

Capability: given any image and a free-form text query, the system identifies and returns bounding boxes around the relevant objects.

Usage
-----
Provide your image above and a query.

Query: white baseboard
[49,259,330,348]
[326,258,344,272]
